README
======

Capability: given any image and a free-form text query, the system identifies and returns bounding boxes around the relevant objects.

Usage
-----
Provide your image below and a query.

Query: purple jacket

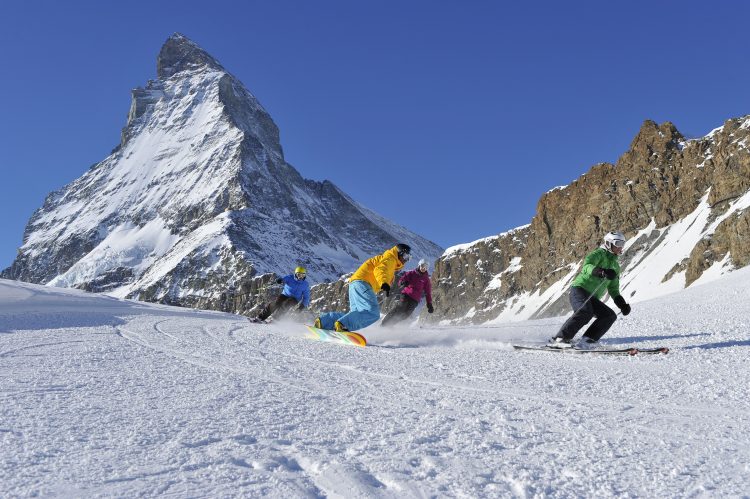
[399,269,432,305]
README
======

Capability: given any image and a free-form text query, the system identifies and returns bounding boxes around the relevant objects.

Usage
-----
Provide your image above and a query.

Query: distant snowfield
[1,272,749,497]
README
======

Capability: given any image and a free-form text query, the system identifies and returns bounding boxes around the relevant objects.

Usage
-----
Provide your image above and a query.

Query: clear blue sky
[2,1,749,269]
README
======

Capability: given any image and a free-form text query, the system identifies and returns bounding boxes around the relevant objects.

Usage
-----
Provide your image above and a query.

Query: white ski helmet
[603,231,626,252]
[417,259,428,270]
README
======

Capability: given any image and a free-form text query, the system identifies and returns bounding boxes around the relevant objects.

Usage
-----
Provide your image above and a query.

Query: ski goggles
[294,272,306,280]
[612,239,625,248]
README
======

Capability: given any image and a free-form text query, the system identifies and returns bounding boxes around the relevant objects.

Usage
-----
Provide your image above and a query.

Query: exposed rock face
[425,117,750,325]
[1,33,443,314]
[157,34,225,79]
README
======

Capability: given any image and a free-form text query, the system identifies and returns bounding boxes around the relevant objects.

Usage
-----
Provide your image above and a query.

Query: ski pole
[570,280,607,316]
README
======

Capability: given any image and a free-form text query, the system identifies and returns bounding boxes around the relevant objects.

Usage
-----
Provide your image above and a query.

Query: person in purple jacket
[381,259,434,326]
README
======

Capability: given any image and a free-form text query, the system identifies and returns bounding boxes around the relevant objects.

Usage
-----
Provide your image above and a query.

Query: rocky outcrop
[122,84,164,145]
[156,33,225,79]
[429,229,531,323]
[424,116,750,324]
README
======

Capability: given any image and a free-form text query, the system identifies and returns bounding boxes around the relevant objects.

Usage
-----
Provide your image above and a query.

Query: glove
[276,278,283,284]
[427,303,434,313]
[593,267,616,280]
[296,303,305,311]
[381,283,390,297]
[613,295,631,315]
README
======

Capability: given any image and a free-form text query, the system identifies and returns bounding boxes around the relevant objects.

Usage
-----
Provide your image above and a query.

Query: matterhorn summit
[2,33,442,310]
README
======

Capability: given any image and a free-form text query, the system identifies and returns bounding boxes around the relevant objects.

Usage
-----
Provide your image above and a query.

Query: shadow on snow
[607,332,711,344]
[683,339,750,350]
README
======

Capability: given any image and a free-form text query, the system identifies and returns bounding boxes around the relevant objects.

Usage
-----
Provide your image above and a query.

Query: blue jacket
[280,274,311,307]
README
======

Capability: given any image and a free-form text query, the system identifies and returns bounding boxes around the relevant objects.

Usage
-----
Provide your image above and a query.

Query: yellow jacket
[350,246,404,291]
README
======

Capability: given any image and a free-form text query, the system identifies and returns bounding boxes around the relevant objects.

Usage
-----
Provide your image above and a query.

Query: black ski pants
[556,286,617,342]
[257,294,299,321]
[381,295,419,327]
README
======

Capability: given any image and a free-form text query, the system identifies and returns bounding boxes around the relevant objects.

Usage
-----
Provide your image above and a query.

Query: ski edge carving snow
[512,344,669,355]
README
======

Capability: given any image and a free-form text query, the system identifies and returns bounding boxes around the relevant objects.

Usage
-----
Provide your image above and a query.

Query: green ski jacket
[571,247,622,300]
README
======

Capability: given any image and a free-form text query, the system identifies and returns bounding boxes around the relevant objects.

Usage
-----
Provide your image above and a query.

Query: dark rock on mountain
[425,116,750,324]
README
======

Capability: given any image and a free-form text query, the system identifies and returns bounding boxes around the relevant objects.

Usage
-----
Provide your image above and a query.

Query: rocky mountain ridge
[421,116,750,324]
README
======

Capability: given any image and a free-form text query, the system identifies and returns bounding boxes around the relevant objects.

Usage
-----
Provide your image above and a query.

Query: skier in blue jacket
[255,266,311,321]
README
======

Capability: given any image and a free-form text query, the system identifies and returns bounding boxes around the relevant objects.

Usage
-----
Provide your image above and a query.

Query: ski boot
[575,337,599,350]
[548,336,573,349]
[334,321,349,333]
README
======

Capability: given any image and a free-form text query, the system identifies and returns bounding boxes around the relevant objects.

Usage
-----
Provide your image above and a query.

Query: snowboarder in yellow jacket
[316,244,411,332]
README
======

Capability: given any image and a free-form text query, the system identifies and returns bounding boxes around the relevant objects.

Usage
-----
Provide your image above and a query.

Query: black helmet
[396,243,411,262]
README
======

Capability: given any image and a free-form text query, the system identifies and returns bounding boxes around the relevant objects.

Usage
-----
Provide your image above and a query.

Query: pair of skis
[513,343,669,356]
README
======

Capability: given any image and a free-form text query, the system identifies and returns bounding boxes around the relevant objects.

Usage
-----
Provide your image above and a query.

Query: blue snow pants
[318,280,380,331]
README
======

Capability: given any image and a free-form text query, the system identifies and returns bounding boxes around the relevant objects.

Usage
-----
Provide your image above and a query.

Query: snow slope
[1,270,749,497]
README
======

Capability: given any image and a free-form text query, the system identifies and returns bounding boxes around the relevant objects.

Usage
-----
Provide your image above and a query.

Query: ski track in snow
[1,274,749,497]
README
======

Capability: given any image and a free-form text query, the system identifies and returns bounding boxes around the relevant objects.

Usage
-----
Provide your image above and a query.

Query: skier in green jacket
[549,231,632,349]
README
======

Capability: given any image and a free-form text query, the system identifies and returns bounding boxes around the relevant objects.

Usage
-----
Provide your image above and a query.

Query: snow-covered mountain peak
[3,34,443,312]
[157,32,225,79]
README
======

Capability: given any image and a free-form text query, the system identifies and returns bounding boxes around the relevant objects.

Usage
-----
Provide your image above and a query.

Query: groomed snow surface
[1,270,749,498]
